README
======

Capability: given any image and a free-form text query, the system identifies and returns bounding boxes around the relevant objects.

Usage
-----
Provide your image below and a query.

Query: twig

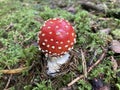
[81,49,87,78]
[5,23,14,31]
[67,52,106,87]
[4,74,12,89]
[88,50,97,66]
[88,52,106,73]
[67,75,84,87]
[0,67,28,74]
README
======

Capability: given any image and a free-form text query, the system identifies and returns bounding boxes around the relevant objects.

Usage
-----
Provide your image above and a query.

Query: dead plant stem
[67,52,106,87]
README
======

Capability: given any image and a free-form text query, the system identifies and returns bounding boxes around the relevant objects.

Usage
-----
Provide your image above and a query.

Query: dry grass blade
[0,67,28,74]
[4,74,12,89]
[67,75,84,87]
[110,56,118,71]
[67,52,106,87]
[81,49,87,78]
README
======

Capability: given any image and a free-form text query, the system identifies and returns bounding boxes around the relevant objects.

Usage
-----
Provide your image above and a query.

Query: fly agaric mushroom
[38,18,76,76]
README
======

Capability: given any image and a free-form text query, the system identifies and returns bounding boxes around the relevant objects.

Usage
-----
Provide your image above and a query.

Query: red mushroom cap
[38,18,76,57]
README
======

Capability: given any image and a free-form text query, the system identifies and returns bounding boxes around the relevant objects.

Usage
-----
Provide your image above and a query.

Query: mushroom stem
[47,53,70,77]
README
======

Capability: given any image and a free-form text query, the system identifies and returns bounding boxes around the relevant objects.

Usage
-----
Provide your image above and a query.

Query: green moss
[112,29,120,39]
[77,80,92,90]
[39,6,74,21]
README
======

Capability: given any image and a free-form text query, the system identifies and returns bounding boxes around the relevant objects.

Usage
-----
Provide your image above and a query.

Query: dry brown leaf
[110,56,118,71]
[99,28,111,34]
[111,40,120,53]
[67,6,76,13]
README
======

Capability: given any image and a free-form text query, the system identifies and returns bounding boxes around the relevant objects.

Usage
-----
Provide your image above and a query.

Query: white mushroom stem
[47,52,70,77]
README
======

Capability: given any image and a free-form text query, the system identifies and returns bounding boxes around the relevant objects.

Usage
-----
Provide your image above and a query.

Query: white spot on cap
[45,50,48,52]
[42,42,46,46]
[71,47,74,49]
[38,37,40,41]
[56,41,59,44]
[57,54,60,56]
[44,21,47,23]
[39,31,42,34]
[44,39,48,42]
[56,26,59,28]
[60,42,63,44]
[43,24,46,27]
[74,38,76,43]
[61,52,65,54]
[65,45,68,48]
[49,32,52,34]
[50,39,54,41]
[47,44,50,48]
[38,47,41,50]
[42,33,45,36]
[67,40,70,43]
[58,47,62,49]
[68,47,71,51]
[53,18,57,20]
[50,21,53,24]
[48,26,51,29]
[75,35,77,37]
[64,52,67,54]
[66,32,69,35]
[51,46,55,49]
[65,25,68,28]
[49,51,52,54]
[71,42,74,45]
[42,50,45,52]
[72,33,74,36]
[60,55,63,58]
[66,20,70,24]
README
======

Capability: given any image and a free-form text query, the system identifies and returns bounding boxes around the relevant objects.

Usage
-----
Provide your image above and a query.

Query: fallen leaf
[110,56,118,71]
[67,6,76,13]
[99,28,111,35]
[111,40,120,53]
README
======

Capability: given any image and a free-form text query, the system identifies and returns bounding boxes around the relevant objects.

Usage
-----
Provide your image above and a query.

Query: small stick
[4,74,12,89]
[67,52,106,87]
[67,75,84,87]
[0,67,28,74]
[5,23,14,31]
[88,52,106,73]
[88,50,97,66]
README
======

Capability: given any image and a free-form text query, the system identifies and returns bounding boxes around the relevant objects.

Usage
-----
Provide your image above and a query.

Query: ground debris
[111,40,120,53]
